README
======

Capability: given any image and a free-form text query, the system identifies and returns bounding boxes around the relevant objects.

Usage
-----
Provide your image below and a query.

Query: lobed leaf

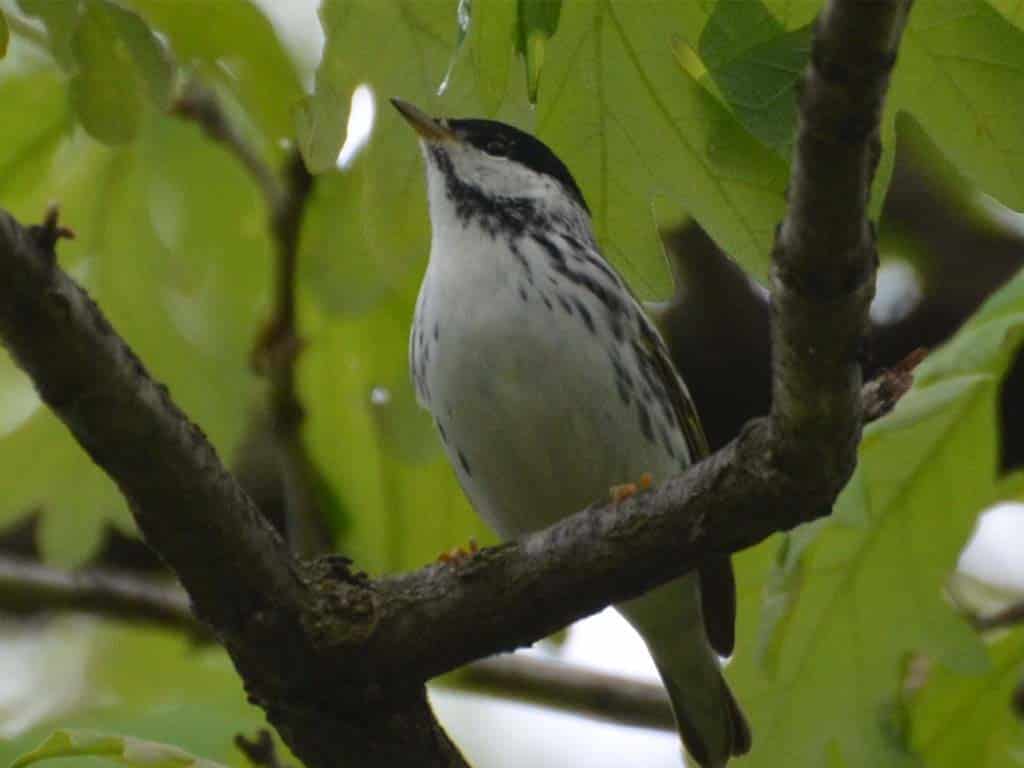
[69,0,171,144]
[730,269,1024,767]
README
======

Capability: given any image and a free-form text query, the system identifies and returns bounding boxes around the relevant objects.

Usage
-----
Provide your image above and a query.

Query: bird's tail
[618,577,751,767]
[654,653,751,768]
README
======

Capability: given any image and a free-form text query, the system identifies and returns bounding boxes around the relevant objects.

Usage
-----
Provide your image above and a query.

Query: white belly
[412,235,687,538]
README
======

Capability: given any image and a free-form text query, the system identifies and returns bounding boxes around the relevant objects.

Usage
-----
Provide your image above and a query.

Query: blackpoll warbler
[394,98,750,767]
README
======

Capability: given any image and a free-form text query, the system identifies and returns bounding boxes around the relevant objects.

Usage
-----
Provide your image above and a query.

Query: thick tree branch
[0,208,309,677]
[0,1,913,765]
[0,348,915,732]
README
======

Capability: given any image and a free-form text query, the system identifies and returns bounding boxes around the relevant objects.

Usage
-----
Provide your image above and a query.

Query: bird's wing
[637,318,737,657]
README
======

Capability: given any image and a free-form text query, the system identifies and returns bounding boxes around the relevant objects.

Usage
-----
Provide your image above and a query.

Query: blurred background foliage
[0,0,1022,766]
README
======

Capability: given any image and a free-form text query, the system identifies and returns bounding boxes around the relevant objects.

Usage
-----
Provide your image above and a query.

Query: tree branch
[175,81,329,557]
[0,554,210,640]
[453,654,675,731]
[0,1,914,765]
[173,80,285,216]
[0,346,916,731]
[0,548,674,729]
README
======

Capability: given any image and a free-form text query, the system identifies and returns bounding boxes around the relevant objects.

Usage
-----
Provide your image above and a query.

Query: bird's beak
[391,98,456,142]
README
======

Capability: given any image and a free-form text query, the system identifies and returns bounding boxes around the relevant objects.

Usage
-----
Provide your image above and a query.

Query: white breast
[411,220,690,538]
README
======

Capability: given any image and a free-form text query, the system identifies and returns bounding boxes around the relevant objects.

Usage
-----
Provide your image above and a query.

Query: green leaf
[297,0,500,298]
[300,291,491,571]
[117,0,303,142]
[470,0,518,114]
[733,375,996,767]
[517,0,563,103]
[536,1,787,293]
[0,73,268,564]
[987,0,1024,30]
[0,70,73,205]
[0,621,268,766]
[16,0,79,69]
[910,631,1024,767]
[729,270,1024,767]
[699,0,783,69]
[672,0,1024,250]
[299,161,419,317]
[10,730,229,768]
[68,0,171,144]
[294,80,349,174]
[891,1,1024,211]
[697,0,811,156]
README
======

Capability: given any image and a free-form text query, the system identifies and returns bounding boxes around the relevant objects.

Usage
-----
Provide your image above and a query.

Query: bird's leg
[609,472,654,503]
[437,536,480,565]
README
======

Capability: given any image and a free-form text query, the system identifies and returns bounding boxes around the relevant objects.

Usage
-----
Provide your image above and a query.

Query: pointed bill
[390,99,456,142]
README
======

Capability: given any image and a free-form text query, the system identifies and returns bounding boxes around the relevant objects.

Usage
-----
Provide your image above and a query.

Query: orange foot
[609,472,654,503]
[438,537,479,565]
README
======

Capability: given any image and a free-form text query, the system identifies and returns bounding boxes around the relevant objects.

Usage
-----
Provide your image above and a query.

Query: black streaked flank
[458,449,472,477]
[573,298,595,333]
[660,426,676,460]
[531,234,625,322]
[637,402,655,443]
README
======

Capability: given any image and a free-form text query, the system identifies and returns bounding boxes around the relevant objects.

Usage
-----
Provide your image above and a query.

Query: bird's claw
[609,472,654,502]
[438,537,479,565]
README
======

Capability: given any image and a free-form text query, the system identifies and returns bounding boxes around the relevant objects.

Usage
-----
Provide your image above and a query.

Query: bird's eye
[484,139,509,156]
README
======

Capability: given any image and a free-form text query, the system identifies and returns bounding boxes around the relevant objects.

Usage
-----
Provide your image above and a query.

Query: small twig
[255,150,314,426]
[173,79,326,556]
[253,144,324,558]
[27,203,75,257]
[236,730,293,768]
[861,347,926,423]
[172,79,285,215]
[0,554,212,641]
[452,654,675,731]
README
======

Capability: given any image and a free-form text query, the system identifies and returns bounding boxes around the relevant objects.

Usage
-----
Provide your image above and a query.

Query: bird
[393,98,751,767]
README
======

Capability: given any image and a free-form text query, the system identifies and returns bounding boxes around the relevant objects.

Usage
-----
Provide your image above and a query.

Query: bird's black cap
[449,118,590,214]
